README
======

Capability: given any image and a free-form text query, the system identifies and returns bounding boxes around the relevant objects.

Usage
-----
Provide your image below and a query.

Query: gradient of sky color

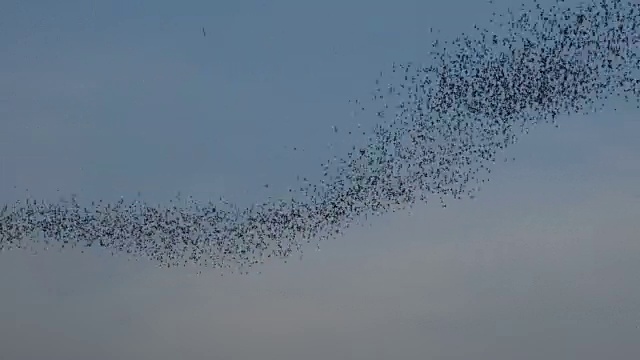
[1,0,639,359]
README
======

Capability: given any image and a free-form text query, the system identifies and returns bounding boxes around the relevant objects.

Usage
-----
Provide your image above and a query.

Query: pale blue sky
[1,0,639,359]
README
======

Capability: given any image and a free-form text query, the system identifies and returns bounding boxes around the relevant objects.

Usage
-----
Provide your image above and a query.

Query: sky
[1,0,640,359]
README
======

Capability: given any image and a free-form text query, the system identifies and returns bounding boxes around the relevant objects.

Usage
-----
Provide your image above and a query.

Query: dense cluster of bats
[2,0,639,273]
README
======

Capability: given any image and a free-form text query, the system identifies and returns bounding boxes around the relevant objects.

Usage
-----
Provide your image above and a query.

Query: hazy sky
[1,0,639,359]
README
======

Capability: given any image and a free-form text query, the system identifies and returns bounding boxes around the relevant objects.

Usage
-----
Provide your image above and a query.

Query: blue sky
[1,0,639,359]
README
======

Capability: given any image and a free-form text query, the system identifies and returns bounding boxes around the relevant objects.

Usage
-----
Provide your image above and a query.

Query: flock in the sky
[1,0,639,273]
